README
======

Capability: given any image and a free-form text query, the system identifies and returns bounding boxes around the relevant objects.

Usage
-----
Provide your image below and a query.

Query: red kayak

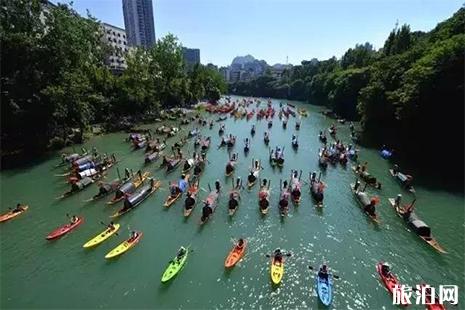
[376,262,409,306]
[46,217,83,240]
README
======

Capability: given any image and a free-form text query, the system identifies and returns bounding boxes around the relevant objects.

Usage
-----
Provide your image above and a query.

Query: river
[1,97,463,309]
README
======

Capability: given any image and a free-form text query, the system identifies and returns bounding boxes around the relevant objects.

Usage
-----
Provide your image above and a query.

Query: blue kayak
[316,272,333,306]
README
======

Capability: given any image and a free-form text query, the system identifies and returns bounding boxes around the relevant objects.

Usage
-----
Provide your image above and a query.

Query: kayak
[225,240,247,268]
[315,270,333,306]
[270,256,284,284]
[46,217,83,240]
[387,198,446,253]
[83,224,120,248]
[161,247,189,283]
[376,262,409,306]
[105,232,143,259]
[164,192,181,208]
[0,205,29,223]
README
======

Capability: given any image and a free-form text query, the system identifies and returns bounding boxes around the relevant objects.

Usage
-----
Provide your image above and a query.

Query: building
[102,23,129,74]
[219,67,230,82]
[122,0,156,48]
[182,48,200,68]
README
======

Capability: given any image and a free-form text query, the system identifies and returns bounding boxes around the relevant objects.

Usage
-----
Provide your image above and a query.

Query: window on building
[117,33,121,37]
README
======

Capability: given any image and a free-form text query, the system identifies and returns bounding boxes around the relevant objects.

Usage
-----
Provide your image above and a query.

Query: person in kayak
[193,162,202,176]
[364,198,378,217]
[273,249,283,263]
[248,170,256,184]
[13,203,26,213]
[251,125,256,135]
[394,194,402,207]
[228,191,240,211]
[107,221,116,231]
[129,231,139,241]
[259,179,270,210]
[361,162,368,173]
[318,264,329,280]
[380,262,393,278]
[236,238,245,250]
[279,181,290,212]
[201,203,213,222]
[215,180,221,193]
[176,248,186,262]
[70,215,79,224]
[169,182,181,197]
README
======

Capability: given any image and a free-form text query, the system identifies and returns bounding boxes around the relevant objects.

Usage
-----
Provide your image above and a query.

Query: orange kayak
[224,240,247,268]
[0,205,29,223]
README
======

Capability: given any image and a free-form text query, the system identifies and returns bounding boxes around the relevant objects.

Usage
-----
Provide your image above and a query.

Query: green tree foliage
[1,2,226,162]
[230,7,464,180]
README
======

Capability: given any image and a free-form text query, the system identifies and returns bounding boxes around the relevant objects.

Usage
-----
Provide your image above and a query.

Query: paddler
[394,194,402,207]
[361,162,368,173]
[130,231,139,240]
[251,125,256,135]
[273,249,283,263]
[236,238,245,250]
[279,181,290,212]
[318,264,329,280]
[107,221,116,231]
[380,262,393,279]
[401,200,416,217]
[70,215,79,224]
[176,247,186,261]
[12,203,26,213]
[364,198,378,218]
[228,190,240,212]
[392,164,399,175]
[248,170,256,184]
[215,180,221,193]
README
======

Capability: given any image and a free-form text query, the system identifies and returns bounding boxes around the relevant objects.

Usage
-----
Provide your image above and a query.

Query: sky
[59,0,463,66]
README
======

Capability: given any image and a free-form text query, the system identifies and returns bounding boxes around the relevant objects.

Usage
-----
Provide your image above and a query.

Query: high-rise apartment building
[102,23,129,74]
[122,0,156,48]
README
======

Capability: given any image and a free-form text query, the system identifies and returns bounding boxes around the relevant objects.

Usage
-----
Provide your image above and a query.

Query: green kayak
[161,246,188,283]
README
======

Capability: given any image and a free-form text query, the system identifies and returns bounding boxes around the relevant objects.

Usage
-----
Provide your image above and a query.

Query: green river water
[1,97,463,309]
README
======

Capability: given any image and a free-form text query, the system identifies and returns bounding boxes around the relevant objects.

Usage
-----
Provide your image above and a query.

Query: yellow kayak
[105,232,143,259]
[270,257,284,284]
[82,224,120,248]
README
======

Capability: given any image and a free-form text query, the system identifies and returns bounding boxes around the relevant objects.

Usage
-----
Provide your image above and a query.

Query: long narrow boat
[57,177,94,199]
[105,232,143,259]
[349,184,380,223]
[110,179,161,218]
[388,198,446,253]
[0,205,29,223]
[107,172,150,205]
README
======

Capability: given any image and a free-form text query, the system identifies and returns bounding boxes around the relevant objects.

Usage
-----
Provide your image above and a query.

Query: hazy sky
[60,0,463,66]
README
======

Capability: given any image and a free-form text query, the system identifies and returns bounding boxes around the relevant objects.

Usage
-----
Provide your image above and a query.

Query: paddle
[265,253,292,258]
[308,266,340,279]
[99,221,119,236]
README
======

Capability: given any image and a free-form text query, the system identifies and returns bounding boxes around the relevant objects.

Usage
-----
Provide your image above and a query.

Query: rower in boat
[209,120,214,129]
[251,124,256,136]
[219,123,225,135]
[339,152,348,165]
[264,132,270,145]
[351,180,380,221]
[282,118,288,129]
[318,131,327,144]
[389,165,415,193]
[295,120,301,130]
[290,170,302,204]
[275,147,285,167]
[329,124,337,136]
[228,178,243,215]
[268,120,273,128]
[291,135,299,149]
[258,179,270,214]
[184,178,199,216]
[182,155,195,173]
[279,180,290,216]
[200,185,219,224]
[227,134,236,148]
[310,172,325,207]
[247,159,261,187]
[353,164,382,189]
[244,138,250,153]
[225,153,238,176]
